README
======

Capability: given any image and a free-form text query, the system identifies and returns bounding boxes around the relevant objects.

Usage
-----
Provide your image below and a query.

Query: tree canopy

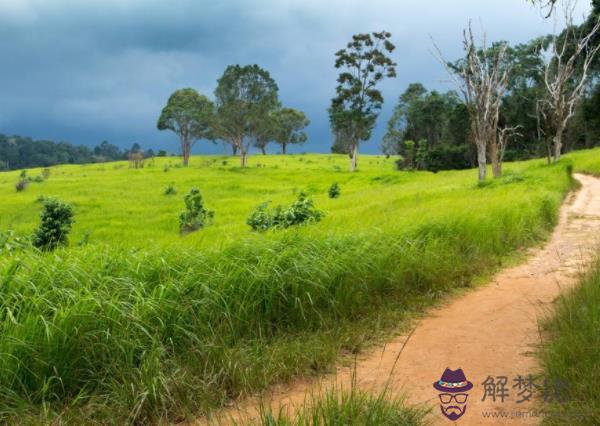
[157,88,214,166]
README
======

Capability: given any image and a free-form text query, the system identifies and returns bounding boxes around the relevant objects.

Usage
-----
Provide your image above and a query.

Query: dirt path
[199,174,600,426]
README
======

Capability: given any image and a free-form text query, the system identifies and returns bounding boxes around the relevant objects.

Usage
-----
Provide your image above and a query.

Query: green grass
[565,147,600,175]
[256,384,428,425]
[539,258,600,425]
[0,151,595,424]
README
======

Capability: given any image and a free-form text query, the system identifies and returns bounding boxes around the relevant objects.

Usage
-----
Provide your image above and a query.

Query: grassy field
[0,150,597,423]
[539,257,600,425]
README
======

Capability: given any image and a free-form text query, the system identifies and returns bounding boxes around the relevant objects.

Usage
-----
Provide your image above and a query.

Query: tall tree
[157,88,214,166]
[272,108,310,154]
[434,24,511,181]
[541,1,600,161]
[329,31,397,171]
[213,64,279,167]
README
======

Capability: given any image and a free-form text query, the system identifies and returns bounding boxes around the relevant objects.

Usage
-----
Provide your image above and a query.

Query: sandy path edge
[196,173,600,426]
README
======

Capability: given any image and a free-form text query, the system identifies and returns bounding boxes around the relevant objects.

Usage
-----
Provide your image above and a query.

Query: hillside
[0,150,599,423]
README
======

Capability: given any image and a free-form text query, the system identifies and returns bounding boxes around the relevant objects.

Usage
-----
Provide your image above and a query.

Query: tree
[213,65,280,167]
[33,198,74,251]
[157,88,214,167]
[540,1,600,162]
[329,31,397,171]
[272,108,310,154]
[434,24,511,181]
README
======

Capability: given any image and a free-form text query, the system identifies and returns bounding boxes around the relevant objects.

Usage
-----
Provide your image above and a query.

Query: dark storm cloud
[0,0,591,154]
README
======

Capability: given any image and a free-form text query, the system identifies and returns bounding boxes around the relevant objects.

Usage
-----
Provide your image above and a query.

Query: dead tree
[496,125,523,174]
[542,1,600,162]
[434,24,511,181]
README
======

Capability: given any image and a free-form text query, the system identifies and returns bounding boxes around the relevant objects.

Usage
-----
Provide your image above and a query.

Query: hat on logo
[433,368,474,393]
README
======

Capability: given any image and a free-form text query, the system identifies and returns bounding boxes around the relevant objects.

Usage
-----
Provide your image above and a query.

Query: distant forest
[365,0,600,172]
[0,135,163,171]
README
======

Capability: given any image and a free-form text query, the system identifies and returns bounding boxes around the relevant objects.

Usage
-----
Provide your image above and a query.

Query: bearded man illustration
[433,368,473,421]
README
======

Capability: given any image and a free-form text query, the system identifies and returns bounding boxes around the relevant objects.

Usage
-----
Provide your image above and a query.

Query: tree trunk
[232,145,238,156]
[181,139,190,167]
[489,141,501,178]
[261,146,266,155]
[350,142,358,172]
[240,147,248,167]
[476,141,487,182]
[282,143,287,155]
[553,130,563,162]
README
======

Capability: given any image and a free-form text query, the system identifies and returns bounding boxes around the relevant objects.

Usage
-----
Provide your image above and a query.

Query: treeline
[0,135,165,171]
[157,64,310,167]
[373,2,600,173]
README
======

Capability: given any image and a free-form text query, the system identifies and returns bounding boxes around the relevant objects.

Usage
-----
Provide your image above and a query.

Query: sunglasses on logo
[439,393,469,404]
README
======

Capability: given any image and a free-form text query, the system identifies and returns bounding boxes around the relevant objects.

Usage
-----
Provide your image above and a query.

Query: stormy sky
[0,0,591,154]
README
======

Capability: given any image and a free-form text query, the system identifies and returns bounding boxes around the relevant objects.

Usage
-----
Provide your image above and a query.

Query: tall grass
[0,153,584,423]
[256,384,428,425]
[539,258,600,425]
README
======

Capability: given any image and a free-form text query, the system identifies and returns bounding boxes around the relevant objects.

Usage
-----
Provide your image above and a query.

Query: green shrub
[178,188,214,233]
[246,202,274,231]
[29,175,44,183]
[247,192,323,231]
[328,182,341,199]
[32,198,74,251]
[164,184,177,196]
[41,168,51,179]
[15,179,28,192]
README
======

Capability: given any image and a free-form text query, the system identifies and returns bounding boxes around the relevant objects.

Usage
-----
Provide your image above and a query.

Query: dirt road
[200,173,600,425]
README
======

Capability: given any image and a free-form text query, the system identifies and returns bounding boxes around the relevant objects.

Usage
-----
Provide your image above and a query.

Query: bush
[164,184,177,196]
[328,182,341,199]
[32,198,74,251]
[29,175,44,183]
[15,179,28,192]
[247,192,323,231]
[178,188,214,233]
[42,168,51,179]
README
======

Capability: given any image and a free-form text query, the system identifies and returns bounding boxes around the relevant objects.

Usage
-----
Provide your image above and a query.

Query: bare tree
[433,23,511,181]
[542,1,600,162]
[528,0,558,18]
[496,125,523,174]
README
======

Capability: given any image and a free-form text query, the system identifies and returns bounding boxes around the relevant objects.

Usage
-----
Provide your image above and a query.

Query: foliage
[164,184,177,196]
[0,230,29,253]
[157,88,214,166]
[0,151,589,423]
[32,198,74,251]
[329,31,396,170]
[247,192,323,231]
[328,182,341,199]
[178,188,214,233]
[272,107,310,154]
[213,64,280,166]
[259,384,428,425]
[15,179,28,192]
[540,257,600,425]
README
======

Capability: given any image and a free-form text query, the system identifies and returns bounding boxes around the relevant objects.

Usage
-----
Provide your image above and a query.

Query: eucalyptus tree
[213,64,279,167]
[157,89,214,167]
[329,31,397,171]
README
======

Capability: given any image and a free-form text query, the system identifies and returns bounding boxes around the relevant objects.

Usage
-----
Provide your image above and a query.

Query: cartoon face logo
[433,368,473,421]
